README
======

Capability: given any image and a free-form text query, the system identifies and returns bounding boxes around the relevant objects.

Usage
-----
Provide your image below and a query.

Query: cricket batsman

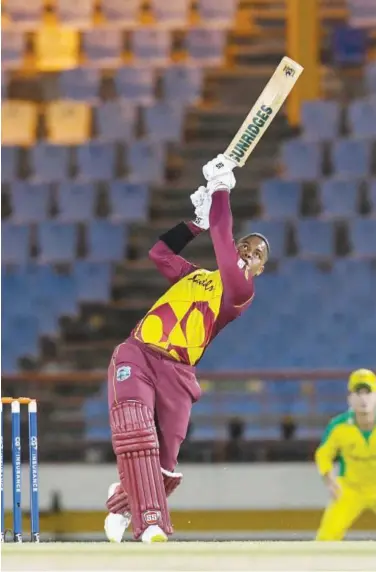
[103,155,269,543]
[315,368,376,540]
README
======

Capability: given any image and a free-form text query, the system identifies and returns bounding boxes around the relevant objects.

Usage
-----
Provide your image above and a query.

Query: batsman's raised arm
[203,155,270,307]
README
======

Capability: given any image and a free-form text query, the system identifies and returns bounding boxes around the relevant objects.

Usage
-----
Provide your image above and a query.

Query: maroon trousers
[108,338,201,471]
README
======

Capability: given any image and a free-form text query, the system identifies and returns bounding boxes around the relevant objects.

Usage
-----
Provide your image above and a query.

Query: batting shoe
[104,483,132,543]
[141,525,168,543]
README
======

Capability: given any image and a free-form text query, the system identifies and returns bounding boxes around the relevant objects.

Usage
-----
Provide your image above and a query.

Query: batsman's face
[236,236,268,276]
[348,388,376,414]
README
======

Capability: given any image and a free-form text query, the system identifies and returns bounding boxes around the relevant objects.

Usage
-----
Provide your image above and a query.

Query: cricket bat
[224,56,304,167]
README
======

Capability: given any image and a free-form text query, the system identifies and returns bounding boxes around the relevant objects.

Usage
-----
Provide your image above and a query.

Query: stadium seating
[127,140,166,183]
[347,98,376,138]
[142,102,184,142]
[131,29,170,64]
[10,182,50,223]
[82,28,123,65]
[2,224,31,265]
[301,100,340,141]
[56,181,97,222]
[365,61,376,93]
[38,222,77,263]
[320,178,359,218]
[349,218,376,256]
[198,0,238,27]
[73,261,111,303]
[150,0,190,26]
[76,142,116,180]
[296,219,334,257]
[56,0,94,27]
[101,0,141,25]
[58,68,100,102]
[260,179,301,218]
[332,139,371,177]
[87,220,128,262]
[45,101,90,144]
[114,66,155,103]
[1,147,18,183]
[95,101,135,142]
[162,65,203,105]
[185,27,227,66]
[281,140,322,180]
[6,0,43,27]
[109,181,149,221]
[2,31,25,68]
[30,144,70,182]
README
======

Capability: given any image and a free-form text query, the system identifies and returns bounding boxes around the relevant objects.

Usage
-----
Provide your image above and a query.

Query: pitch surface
[2,541,376,571]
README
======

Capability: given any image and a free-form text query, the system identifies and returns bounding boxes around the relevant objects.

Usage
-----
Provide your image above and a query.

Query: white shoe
[141,525,167,544]
[104,482,132,543]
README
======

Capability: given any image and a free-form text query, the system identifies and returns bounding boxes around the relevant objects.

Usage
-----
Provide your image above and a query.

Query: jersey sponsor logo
[116,366,131,382]
[188,273,215,292]
[228,104,273,163]
[143,510,161,525]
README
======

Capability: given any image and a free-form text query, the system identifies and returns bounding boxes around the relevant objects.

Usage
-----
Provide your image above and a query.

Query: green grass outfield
[2,541,376,571]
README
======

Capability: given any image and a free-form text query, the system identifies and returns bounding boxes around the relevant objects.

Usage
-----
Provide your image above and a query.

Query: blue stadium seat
[366,61,376,93]
[56,181,96,222]
[320,178,359,218]
[242,220,285,258]
[99,0,140,25]
[185,27,226,66]
[332,139,371,177]
[58,68,100,101]
[32,296,60,337]
[95,101,135,142]
[218,393,260,416]
[54,274,78,316]
[7,0,42,26]
[87,220,127,262]
[301,100,340,141]
[151,0,189,25]
[1,147,17,183]
[38,222,77,263]
[30,144,69,182]
[82,28,122,65]
[143,103,184,142]
[10,182,49,223]
[350,219,376,256]
[76,142,116,180]
[2,223,30,265]
[131,29,170,64]
[83,398,111,441]
[296,219,334,257]
[7,315,39,357]
[1,337,19,373]
[162,65,203,104]
[281,140,322,180]
[127,140,166,183]
[109,181,149,221]
[198,0,239,26]
[2,30,25,68]
[114,66,154,103]
[260,179,301,218]
[348,98,376,138]
[56,0,93,26]
[332,25,367,65]
[73,261,111,302]
[369,179,376,213]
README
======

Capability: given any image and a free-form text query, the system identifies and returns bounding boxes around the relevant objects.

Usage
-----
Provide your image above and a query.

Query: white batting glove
[190,185,207,209]
[193,192,212,231]
[203,154,237,182]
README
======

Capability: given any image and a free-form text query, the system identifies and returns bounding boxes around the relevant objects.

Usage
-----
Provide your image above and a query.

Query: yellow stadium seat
[35,27,79,71]
[1,101,38,146]
[45,101,91,144]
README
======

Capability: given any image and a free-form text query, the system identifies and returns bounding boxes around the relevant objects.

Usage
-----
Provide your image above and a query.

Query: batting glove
[192,191,212,231]
[202,154,237,182]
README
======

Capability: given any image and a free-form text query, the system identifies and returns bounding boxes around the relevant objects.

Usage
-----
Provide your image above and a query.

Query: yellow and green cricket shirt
[315,410,376,493]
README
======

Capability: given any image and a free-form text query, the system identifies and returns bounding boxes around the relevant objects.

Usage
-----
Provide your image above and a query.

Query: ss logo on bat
[284,66,295,77]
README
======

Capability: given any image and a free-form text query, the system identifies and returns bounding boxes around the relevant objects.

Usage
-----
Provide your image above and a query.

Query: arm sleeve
[209,190,254,306]
[149,221,204,284]
[315,423,340,476]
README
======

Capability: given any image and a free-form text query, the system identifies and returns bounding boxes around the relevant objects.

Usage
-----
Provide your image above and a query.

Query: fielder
[104,155,269,543]
[315,368,376,540]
